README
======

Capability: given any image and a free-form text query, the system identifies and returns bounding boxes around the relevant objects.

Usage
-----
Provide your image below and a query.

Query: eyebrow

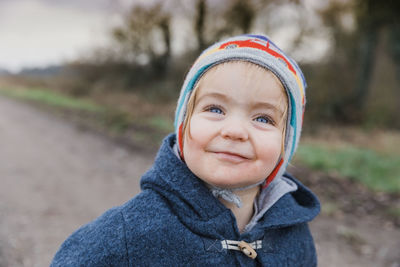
[196,91,284,115]
[251,101,284,115]
[195,92,229,104]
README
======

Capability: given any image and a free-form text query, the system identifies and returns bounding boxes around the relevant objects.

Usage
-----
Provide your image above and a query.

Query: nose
[220,116,249,141]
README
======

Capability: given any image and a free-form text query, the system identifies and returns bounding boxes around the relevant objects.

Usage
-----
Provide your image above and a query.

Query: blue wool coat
[51,134,320,266]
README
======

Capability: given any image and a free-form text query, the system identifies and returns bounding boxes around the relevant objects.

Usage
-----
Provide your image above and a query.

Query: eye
[205,105,224,115]
[254,115,274,125]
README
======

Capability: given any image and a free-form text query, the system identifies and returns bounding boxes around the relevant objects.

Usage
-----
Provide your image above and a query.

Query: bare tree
[222,0,255,35]
[112,3,171,74]
[194,0,207,51]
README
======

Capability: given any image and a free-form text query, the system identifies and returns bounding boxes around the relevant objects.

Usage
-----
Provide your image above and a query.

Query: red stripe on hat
[262,158,284,189]
[178,123,185,161]
[219,39,296,75]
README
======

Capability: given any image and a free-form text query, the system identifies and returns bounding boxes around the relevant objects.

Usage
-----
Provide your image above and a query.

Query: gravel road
[0,95,399,267]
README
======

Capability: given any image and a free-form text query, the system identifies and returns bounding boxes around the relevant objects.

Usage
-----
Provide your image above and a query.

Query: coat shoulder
[50,207,129,267]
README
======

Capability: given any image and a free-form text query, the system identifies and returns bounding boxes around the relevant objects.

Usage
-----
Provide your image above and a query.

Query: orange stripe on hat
[262,158,284,189]
[178,123,185,161]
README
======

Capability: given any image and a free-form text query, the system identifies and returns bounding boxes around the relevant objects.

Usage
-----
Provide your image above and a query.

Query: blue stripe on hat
[288,91,297,162]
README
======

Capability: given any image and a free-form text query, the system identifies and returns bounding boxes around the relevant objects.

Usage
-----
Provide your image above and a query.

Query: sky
[0,0,330,73]
[0,0,125,72]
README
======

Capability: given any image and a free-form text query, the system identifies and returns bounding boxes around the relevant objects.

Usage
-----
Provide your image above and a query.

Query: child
[51,34,320,266]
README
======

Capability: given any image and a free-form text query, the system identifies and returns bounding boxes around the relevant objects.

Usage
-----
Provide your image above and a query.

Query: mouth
[211,150,252,163]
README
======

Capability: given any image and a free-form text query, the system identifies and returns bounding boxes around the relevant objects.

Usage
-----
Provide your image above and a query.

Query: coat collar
[141,134,320,239]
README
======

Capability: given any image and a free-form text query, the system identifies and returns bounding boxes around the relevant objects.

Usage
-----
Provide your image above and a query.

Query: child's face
[183,62,287,189]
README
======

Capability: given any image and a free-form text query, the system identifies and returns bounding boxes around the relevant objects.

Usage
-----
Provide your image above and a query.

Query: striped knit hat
[174,34,306,189]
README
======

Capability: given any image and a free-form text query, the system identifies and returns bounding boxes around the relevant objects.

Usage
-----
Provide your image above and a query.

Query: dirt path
[0,95,399,266]
[0,96,153,266]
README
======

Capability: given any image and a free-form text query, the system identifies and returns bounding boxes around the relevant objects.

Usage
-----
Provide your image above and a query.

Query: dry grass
[302,125,400,156]
[90,90,176,120]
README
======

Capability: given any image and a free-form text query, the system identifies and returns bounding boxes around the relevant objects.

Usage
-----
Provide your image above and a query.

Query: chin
[207,177,261,189]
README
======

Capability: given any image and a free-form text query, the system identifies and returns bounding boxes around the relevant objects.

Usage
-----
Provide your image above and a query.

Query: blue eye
[255,116,271,124]
[207,106,224,114]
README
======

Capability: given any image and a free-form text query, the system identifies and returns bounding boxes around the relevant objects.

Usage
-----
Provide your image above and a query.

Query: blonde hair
[182,61,288,156]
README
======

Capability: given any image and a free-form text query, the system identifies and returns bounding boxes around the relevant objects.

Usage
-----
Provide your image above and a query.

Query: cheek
[182,121,204,161]
[257,133,283,163]
[186,117,214,148]
[182,116,218,174]
[182,131,208,181]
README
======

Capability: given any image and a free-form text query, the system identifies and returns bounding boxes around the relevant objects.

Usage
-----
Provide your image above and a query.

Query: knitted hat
[174,34,306,189]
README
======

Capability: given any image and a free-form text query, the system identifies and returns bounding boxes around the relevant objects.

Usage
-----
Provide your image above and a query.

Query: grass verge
[294,144,400,193]
[0,86,170,149]
[0,87,103,112]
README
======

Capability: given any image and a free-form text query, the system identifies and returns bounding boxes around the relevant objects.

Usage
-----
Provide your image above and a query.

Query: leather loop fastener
[238,241,257,259]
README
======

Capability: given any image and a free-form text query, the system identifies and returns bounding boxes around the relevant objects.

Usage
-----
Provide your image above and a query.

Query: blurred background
[0,0,399,266]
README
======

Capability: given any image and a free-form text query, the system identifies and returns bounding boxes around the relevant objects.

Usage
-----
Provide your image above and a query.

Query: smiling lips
[212,150,252,163]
